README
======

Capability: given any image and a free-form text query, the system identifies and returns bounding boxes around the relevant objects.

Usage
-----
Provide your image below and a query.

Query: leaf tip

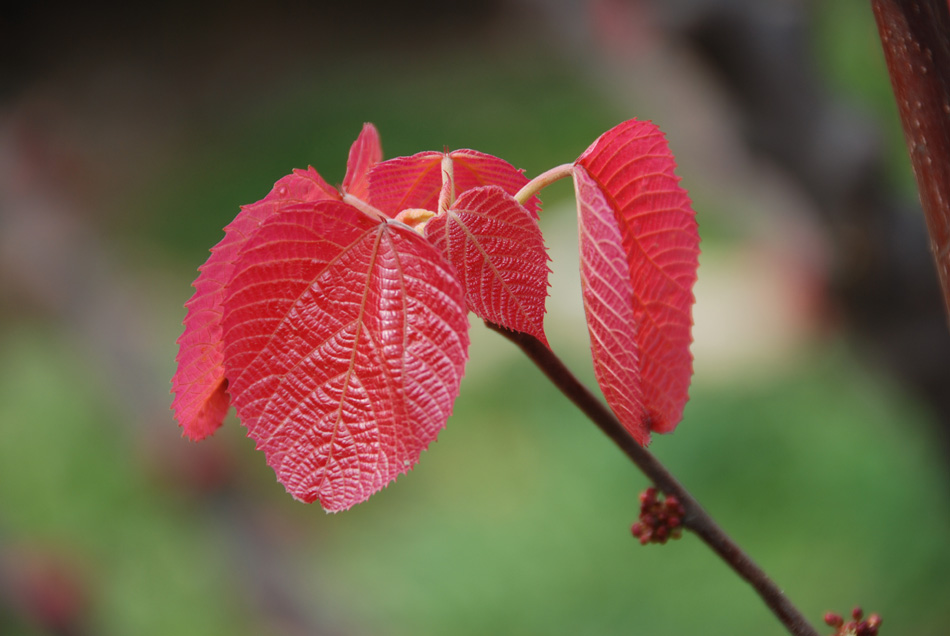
[172,376,230,442]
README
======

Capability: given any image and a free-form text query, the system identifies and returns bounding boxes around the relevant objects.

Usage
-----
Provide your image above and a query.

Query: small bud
[393,208,436,233]
[631,487,686,545]
[640,488,656,505]
[823,607,881,635]
[824,613,843,627]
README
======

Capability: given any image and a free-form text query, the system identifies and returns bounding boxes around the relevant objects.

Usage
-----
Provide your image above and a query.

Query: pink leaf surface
[221,201,470,510]
[172,167,339,440]
[450,149,541,218]
[368,150,539,217]
[425,186,549,344]
[573,167,648,444]
[342,123,382,200]
[574,119,699,443]
[367,151,443,216]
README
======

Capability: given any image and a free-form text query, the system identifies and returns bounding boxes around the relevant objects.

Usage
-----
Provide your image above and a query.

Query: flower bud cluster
[823,606,882,636]
[630,487,685,545]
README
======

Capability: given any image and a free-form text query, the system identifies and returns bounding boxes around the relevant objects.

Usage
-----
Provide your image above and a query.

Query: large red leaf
[341,123,382,200]
[222,201,469,510]
[574,119,699,443]
[172,167,338,440]
[368,150,540,217]
[425,186,549,344]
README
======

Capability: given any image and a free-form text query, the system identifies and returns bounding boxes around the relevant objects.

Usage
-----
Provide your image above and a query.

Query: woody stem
[484,322,820,636]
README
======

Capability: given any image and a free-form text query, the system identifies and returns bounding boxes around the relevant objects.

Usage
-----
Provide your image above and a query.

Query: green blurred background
[2,1,949,634]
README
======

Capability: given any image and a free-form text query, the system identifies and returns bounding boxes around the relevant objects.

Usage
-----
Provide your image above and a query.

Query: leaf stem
[484,322,820,636]
[515,163,574,206]
[439,154,455,214]
[342,193,389,223]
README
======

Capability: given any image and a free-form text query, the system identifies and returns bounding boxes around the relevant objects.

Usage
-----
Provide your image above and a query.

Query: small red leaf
[222,201,469,510]
[368,150,539,217]
[425,186,549,344]
[367,151,443,216]
[574,119,699,443]
[172,167,338,440]
[342,123,383,200]
[450,149,541,218]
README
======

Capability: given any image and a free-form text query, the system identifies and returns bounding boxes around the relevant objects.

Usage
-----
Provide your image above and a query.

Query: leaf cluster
[172,120,699,511]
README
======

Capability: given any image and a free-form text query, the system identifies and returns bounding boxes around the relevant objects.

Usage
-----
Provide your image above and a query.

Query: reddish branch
[872,0,950,323]
[486,323,821,636]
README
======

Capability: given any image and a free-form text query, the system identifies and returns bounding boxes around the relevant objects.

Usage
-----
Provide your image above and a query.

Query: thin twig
[485,322,820,636]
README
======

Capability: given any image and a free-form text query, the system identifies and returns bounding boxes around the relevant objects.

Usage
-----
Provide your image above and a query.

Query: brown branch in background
[485,322,821,636]
[872,0,950,324]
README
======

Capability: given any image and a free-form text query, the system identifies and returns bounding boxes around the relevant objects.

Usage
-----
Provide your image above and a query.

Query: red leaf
[425,186,549,343]
[574,119,699,443]
[172,167,339,440]
[368,150,539,217]
[342,123,382,200]
[450,149,541,218]
[222,201,469,510]
[367,151,443,216]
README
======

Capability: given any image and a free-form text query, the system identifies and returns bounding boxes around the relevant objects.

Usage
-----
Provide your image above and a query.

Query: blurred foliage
[811,0,916,195]
[3,2,949,635]
[0,328,254,636]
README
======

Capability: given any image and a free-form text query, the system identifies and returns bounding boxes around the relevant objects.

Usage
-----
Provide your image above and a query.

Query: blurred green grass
[3,322,948,635]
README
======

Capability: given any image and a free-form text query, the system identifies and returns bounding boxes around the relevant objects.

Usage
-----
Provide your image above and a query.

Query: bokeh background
[2,1,949,634]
